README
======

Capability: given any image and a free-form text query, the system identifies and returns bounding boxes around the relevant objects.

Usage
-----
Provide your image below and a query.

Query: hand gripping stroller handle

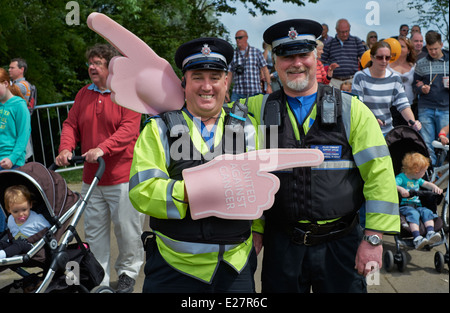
[69,156,85,166]
[49,156,105,180]
[48,155,84,171]
[95,156,105,180]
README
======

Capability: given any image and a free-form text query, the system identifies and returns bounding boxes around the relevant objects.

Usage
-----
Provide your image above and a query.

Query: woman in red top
[315,40,339,84]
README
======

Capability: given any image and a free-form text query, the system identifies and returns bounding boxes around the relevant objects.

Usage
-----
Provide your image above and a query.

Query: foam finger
[87,12,160,62]
[254,149,324,172]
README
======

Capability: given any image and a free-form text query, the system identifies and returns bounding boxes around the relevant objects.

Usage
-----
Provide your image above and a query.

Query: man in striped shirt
[321,19,366,89]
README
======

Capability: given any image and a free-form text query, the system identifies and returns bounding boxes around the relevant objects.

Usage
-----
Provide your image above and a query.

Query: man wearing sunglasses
[227,30,272,102]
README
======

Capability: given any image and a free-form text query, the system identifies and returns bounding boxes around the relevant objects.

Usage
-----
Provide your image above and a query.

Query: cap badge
[201,44,211,56]
[288,27,298,40]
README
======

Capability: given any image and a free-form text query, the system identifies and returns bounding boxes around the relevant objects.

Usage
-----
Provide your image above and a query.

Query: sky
[219,0,438,49]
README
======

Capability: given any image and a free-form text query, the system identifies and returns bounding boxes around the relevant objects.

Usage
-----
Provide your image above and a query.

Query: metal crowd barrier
[29,101,83,173]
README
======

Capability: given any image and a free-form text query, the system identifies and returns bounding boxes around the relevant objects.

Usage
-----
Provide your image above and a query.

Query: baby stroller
[0,157,112,293]
[384,126,449,273]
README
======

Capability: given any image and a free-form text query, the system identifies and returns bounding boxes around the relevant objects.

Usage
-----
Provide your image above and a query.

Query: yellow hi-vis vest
[129,108,259,283]
[243,89,400,234]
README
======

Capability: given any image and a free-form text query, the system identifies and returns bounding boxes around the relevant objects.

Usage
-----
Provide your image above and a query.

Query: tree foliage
[0,0,317,104]
[399,0,449,48]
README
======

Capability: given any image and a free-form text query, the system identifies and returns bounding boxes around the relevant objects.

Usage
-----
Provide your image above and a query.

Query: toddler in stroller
[396,152,443,249]
[0,185,50,259]
[384,125,449,272]
[0,158,110,292]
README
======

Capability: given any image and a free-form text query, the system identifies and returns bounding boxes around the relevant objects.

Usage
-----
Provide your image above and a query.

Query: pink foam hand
[87,13,184,115]
[182,149,324,220]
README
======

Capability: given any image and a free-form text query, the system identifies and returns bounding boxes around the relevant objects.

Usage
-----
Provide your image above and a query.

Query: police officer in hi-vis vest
[241,19,400,293]
[128,37,261,293]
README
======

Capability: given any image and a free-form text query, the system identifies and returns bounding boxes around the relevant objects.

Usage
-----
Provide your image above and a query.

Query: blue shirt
[87,83,111,94]
[395,172,425,206]
[182,107,218,151]
[287,93,317,127]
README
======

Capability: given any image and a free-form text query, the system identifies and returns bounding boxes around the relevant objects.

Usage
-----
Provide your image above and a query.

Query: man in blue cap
[128,37,260,292]
[242,19,400,292]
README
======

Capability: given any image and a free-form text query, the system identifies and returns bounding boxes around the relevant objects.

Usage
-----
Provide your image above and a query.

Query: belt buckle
[303,230,312,246]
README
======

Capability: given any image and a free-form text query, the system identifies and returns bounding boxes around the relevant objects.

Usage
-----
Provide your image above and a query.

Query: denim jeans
[418,108,449,165]
[399,205,437,225]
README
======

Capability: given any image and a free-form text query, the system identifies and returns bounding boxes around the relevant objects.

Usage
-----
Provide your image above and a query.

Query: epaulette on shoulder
[144,115,161,125]
[161,110,189,136]
[341,91,361,101]
[341,91,357,97]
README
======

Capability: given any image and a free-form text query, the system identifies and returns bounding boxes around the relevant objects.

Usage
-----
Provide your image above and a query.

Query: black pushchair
[0,157,112,292]
[384,126,449,273]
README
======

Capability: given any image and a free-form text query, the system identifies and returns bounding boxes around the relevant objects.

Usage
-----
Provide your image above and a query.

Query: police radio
[319,85,338,126]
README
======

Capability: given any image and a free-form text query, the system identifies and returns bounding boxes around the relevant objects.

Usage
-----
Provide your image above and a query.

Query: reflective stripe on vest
[366,200,399,216]
[313,160,356,170]
[155,231,241,255]
[353,145,390,167]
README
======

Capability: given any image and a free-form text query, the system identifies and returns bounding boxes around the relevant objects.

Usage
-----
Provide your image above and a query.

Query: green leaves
[0,0,319,104]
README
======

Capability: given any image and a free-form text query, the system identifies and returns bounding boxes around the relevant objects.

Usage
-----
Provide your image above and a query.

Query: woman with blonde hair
[389,36,418,125]
[365,31,378,49]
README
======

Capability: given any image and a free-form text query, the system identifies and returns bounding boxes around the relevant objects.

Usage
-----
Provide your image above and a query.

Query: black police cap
[263,19,322,56]
[175,37,234,73]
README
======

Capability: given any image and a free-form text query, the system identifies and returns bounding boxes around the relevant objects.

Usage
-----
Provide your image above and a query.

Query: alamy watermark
[366,261,381,286]
[366,1,381,26]
[65,1,382,28]
[66,1,80,26]
[65,261,80,286]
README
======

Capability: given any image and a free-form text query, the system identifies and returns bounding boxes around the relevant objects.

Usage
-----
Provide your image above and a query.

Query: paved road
[121,218,449,293]
[1,182,448,293]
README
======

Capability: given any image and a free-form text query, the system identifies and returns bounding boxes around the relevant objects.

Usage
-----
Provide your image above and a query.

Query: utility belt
[288,214,358,246]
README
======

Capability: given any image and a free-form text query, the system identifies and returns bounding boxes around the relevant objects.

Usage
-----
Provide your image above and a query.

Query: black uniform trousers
[261,221,367,293]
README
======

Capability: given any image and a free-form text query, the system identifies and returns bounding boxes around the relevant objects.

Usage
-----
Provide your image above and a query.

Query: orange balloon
[383,38,401,63]
[360,50,371,68]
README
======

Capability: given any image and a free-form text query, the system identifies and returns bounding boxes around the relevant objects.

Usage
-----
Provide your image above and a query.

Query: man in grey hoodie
[414,31,449,165]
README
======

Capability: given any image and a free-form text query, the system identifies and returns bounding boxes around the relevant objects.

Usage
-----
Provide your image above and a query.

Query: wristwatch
[363,234,382,246]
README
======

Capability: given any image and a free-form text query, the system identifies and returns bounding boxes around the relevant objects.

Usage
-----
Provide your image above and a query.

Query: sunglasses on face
[369,35,377,39]
[374,55,392,61]
[235,36,246,40]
